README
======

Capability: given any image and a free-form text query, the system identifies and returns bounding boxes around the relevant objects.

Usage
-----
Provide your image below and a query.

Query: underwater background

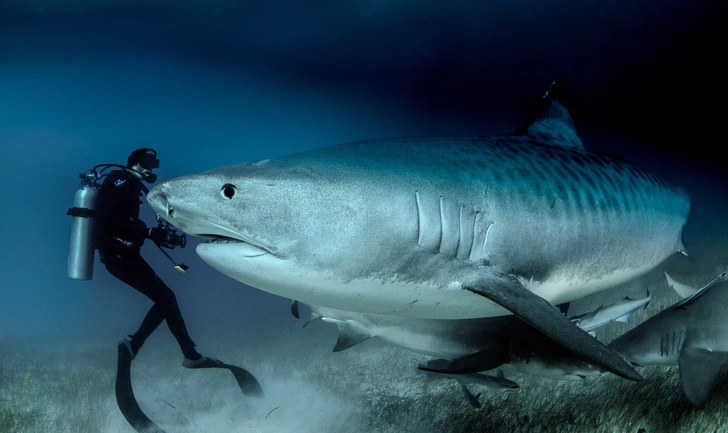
[1,1,727,432]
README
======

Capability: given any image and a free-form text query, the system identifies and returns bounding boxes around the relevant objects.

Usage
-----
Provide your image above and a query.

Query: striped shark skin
[147,79,689,381]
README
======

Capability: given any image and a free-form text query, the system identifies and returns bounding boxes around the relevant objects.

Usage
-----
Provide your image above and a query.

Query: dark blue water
[1,1,726,432]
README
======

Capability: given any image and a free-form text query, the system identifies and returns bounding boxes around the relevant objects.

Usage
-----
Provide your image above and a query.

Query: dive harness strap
[67,207,97,218]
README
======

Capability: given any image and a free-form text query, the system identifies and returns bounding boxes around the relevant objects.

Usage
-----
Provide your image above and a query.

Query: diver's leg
[104,251,199,359]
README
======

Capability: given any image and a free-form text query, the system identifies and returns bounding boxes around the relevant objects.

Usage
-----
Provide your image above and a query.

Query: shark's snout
[147,187,173,219]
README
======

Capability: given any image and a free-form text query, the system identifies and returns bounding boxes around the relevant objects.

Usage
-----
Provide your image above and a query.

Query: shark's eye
[220,184,237,200]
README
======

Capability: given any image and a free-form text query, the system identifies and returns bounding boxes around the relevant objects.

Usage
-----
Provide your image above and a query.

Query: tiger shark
[146,79,689,381]
[608,272,728,408]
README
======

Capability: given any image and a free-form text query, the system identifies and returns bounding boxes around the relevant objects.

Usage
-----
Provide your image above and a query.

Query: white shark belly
[196,240,658,320]
[197,241,513,319]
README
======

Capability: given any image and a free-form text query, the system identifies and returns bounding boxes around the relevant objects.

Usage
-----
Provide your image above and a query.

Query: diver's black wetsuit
[96,169,199,360]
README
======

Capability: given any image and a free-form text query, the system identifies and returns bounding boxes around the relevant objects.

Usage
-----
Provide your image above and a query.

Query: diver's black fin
[187,358,264,397]
[224,363,264,397]
[464,275,642,381]
[512,78,584,150]
[115,343,166,433]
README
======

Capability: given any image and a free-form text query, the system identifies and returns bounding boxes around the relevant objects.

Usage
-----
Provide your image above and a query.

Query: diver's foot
[118,337,136,360]
[183,355,222,369]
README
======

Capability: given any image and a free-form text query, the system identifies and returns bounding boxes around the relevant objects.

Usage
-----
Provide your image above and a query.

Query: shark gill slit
[482,221,493,257]
[415,191,423,247]
[438,196,445,253]
[469,212,478,260]
[456,203,464,258]
[469,212,487,261]
[675,329,685,356]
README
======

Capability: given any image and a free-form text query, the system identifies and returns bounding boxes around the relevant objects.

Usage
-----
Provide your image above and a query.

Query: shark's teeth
[204,237,244,244]
[198,237,269,258]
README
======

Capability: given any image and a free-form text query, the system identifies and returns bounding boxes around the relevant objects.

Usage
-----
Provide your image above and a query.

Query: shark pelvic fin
[678,346,728,408]
[325,319,373,352]
[464,275,642,381]
[512,78,584,150]
[302,316,323,328]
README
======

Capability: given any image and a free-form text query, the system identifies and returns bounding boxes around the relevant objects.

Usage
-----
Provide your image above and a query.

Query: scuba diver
[68,148,263,431]
[94,148,209,367]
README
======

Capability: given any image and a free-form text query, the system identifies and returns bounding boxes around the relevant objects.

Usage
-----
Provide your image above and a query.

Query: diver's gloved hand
[147,227,168,244]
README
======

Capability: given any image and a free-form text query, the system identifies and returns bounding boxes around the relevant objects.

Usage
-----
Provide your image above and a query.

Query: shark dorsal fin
[665,272,699,299]
[674,271,727,309]
[512,78,584,150]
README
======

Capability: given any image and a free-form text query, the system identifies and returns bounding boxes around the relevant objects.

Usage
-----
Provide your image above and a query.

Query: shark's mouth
[197,230,274,258]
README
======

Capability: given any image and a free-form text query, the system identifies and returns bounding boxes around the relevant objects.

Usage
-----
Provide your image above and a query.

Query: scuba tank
[67,163,188,279]
[67,171,99,280]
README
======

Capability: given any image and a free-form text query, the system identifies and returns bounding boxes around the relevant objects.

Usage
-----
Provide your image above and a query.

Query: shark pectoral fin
[678,347,728,408]
[291,300,300,319]
[464,278,642,381]
[329,320,373,352]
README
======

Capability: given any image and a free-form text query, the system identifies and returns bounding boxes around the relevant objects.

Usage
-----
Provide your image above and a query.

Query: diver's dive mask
[139,154,160,170]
